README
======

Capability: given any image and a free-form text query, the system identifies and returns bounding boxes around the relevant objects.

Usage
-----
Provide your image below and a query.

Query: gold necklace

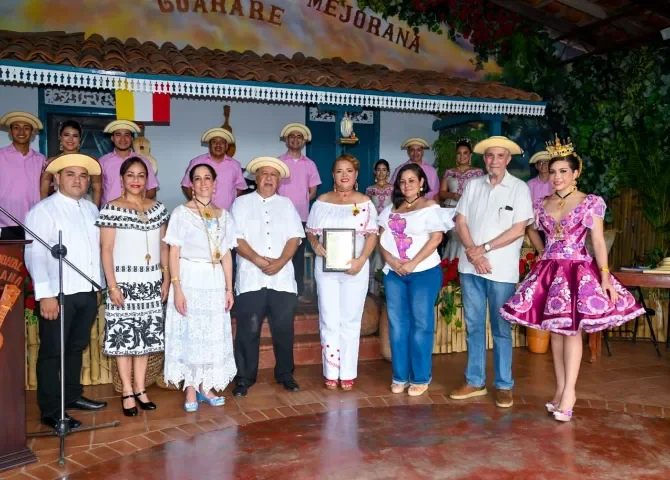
[195,197,214,220]
[196,203,223,263]
[555,190,573,210]
[405,195,420,209]
[127,196,151,264]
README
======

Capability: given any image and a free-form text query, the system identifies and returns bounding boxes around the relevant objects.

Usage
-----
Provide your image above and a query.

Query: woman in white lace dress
[306,154,378,391]
[163,164,237,412]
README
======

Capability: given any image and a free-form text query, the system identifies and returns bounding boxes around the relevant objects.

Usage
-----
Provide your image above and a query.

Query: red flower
[526,252,536,261]
[440,258,450,269]
[518,260,527,275]
[25,296,36,310]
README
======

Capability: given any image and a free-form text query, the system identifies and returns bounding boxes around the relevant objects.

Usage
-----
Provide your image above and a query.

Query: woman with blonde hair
[306,154,378,390]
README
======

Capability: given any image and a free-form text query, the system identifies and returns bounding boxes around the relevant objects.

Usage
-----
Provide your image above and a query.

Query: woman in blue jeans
[378,163,455,396]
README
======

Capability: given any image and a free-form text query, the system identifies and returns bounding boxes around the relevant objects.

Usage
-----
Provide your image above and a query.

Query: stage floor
[4,342,670,479]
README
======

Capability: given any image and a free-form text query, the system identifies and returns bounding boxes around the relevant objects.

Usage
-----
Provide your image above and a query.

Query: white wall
[0,85,441,209]
[379,110,440,172]
[146,99,304,210]
[0,85,40,148]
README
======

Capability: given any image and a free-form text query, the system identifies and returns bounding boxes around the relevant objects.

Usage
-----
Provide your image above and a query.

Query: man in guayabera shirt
[0,111,47,240]
[277,123,321,304]
[94,120,159,208]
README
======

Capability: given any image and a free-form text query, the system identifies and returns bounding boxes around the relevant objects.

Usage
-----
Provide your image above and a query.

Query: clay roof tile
[0,30,542,102]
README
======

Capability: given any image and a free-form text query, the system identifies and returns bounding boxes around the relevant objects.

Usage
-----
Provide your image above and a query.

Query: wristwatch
[483,243,492,252]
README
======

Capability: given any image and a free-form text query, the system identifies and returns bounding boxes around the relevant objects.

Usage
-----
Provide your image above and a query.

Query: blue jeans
[460,273,516,390]
[384,266,442,385]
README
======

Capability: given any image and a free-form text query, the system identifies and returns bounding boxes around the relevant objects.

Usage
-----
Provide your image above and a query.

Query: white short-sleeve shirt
[455,171,533,284]
[230,192,305,295]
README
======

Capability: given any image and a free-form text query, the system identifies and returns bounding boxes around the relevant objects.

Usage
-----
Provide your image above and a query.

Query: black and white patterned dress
[96,203,169,356]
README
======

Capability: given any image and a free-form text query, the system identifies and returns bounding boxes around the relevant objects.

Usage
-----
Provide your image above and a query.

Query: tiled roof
[0,30,541,102]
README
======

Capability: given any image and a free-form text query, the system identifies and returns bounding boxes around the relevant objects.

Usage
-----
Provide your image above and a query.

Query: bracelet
[108,286,118,293]
[170,277,180,283]
[161,265,169,273]
[600,267,610,273]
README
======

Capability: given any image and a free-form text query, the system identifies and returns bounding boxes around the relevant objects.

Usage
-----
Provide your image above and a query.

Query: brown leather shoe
[495,389,514,408]
[449,383,488,400]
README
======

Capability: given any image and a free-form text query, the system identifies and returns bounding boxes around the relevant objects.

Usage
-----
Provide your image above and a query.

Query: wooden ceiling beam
[627,0,670,21]
[557,0,648,36]
[486,0,596,48]
[553,3,644,41]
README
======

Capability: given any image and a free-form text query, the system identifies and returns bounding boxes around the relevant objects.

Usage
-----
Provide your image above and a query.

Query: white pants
[315,259,369,381]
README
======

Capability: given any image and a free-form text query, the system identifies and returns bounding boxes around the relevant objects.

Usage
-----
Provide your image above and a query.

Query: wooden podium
[0,240,37,472]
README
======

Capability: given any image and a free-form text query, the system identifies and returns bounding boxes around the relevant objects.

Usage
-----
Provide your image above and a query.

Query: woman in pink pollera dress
[500,135,644,423]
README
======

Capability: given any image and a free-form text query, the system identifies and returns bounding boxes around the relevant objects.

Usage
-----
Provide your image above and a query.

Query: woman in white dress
[439,139,485,260]
[163,164,237,412]
[98,158,170,417]
[306,154,378,391]
[365,159,393,294]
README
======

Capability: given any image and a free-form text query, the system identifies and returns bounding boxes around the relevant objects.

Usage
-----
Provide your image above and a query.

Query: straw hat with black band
[280,123,312,142]
[529,150,551,164]
[473,136,523,155]
[246,156,290,179]
[103,120,141,134]
[401,137,430,150]
[45,153,101,176]
[201,128,235,145]
[0,111,43,131]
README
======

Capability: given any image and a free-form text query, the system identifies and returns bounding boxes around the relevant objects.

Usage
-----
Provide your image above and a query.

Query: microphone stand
[0,206,119,467]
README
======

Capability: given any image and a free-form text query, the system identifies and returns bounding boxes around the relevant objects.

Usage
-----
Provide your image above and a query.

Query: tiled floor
[2,341,669,479]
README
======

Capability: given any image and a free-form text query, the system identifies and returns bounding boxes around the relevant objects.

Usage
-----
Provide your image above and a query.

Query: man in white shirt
[230,156,305,397]
[25,154,107,429]
[449,136,533,409]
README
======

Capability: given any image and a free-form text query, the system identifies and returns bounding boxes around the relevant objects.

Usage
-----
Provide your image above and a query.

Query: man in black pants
[230,156,305,396]
[24,154,107,428]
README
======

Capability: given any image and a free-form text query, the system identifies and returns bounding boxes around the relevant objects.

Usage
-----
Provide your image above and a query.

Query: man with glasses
[527,150,553,203]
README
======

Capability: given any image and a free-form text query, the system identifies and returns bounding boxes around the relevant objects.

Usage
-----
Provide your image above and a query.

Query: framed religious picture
[322,228,356,272]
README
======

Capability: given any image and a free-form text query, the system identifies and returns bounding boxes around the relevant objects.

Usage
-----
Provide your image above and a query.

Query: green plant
[437,285,462,329]
[374,268,385,298]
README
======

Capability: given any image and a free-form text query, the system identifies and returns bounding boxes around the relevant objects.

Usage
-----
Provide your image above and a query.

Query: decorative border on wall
[44,88,115,108]
[0,63,546,117]
[308,107,375,123]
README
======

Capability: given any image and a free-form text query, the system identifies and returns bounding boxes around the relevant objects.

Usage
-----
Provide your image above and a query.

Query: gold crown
[546,134,574,158]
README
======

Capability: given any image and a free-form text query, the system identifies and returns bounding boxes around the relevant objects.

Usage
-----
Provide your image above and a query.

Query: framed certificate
[322,228,356,272]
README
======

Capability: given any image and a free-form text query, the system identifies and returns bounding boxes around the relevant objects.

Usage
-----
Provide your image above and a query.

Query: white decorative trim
[0,64,546,116]
[308,108,375,123]
[44,88,115,108]
[309,107,335,122]
[351,110,374,124]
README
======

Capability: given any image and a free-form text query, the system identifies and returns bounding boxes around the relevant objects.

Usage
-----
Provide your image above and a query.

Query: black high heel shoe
[121,394,138,417]
[134,391,157,411]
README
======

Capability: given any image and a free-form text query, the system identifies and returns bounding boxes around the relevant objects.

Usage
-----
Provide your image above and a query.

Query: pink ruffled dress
[500,194,644,335]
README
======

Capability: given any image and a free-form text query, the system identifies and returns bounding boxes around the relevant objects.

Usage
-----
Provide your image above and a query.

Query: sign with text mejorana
[0,0,498,78]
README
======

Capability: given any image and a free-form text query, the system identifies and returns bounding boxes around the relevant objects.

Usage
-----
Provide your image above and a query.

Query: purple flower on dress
[548,283,562,297]
[388,214,413,260]
[581,282,597,296]
[388,214,406,233]
[588,296,607,311]
[550,298,564,311]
